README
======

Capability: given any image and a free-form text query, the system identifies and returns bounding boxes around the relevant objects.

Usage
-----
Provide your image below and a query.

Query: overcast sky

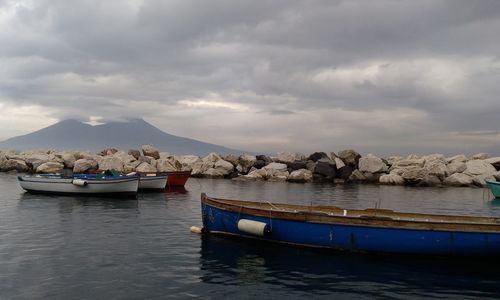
[1,0,500,156]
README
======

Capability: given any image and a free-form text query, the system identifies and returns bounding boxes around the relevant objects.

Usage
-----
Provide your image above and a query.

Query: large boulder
[128,149,141,160]
[157,157,182,172]
[236,168,289,182]
[223,154,239,166]
[307,152,329,162]
[358,154,388,173]
[124,161,142,173]
[237,155,257,173]
[401,166,427,185]
[191,159,213,176]
[58,152,76,169]
[203,168,227,178]
[263,162,288,172]
[313,159,336,179]
[98,156,124,172]
[288,160,308,171]
[203,153,222,164]
[214,159,234,174]
[1,159,30,172]
[424,159,448,180]
[464,160,496,176]
[288,169,313,183]
[36,162,64,174]
[447,160,466,175]
[379,174,404,185]
[443,173,474,187]
[391,158,425,169]
[176,155,199,171]
[141,144,160,159]
[472,153,490,160]
[337,149,361,167]
[446,154,467,163]
[276,152,306,163]
[136,162,157,173]
[73,159,98,173]
[113,151,137,164]
[99,148,119,156]
[349,169,367,182]
[485,157,500,170]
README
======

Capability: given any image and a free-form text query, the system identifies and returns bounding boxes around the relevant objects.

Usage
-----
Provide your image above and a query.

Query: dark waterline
[1,173,500,299]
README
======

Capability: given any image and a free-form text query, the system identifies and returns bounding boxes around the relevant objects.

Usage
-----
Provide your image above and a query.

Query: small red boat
[161,171,191,187]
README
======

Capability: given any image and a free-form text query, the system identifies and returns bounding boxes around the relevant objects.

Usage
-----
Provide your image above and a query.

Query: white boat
[18,174,139,197]
[138,174,168,190]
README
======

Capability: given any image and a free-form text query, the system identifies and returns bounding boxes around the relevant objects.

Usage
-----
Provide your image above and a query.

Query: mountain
[0,118,246,156]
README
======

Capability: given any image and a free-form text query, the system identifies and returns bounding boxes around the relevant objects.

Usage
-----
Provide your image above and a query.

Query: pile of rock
[2,146,500,188]
[0,145,188,175]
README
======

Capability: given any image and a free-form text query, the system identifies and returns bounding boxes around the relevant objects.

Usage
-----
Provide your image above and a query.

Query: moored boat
[18,174,139,197]
[486,180,500,198]
[138,174,168,191]
[201,193,500,256]
[161,170,190,187]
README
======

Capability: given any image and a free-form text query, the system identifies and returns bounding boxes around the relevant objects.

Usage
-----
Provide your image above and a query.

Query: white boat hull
[18,175,139,196]
[138,175,168,190]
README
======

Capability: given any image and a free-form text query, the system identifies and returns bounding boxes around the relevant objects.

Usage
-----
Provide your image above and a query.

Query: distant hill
[0,118,245,156]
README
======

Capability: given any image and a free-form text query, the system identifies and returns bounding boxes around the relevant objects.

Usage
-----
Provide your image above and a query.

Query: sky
[1,0,500,156]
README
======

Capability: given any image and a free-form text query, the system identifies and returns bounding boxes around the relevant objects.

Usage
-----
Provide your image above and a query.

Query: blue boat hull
[202,203,500,256]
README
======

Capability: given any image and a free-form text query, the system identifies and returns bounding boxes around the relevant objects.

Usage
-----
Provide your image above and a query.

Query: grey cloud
[1,0,500,155]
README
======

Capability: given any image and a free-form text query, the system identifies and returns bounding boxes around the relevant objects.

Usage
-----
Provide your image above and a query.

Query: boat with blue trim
[201,193,500,256]
[18,174,139,197]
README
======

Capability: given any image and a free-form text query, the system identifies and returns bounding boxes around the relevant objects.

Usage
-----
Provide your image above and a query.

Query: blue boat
[486,180,500,198]
[201,193,500,256]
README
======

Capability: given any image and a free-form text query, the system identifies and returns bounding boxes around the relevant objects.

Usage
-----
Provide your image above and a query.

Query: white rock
[379,174,404,185]
[214,159,234,173]
[401,166,427,182]
[446,154,467,163]
[263,162,288,172]
[203,168,227,178]
[288,169,313,182]
[237,155,257,173]
[36,162,64,174]
[98,156,124,172]
[136,162,157,173]
[141,144,160,159]
[176,155,200,169]
[191,159,213,176]
[424,160,448,179]
[358,155,388,173]
[73,159,98,173]
[464,160,496,176]
[422,154,446,162]
[276,151,306,163]
[203,153,222,163]
[157,157,182,172]
[113,151,137,164]
[392,158,425,168]
[386,156,403,166]
[58,152,76,168]
[443,173,474,186]
[472,153,490,160]
[447,160,466,175]
[333,157,345,169]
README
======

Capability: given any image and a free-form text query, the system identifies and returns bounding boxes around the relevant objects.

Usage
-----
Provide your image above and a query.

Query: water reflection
[200,236,500,298]
[18,192,140,210]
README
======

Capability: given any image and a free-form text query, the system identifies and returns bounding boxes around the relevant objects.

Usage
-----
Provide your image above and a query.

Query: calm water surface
[1,173,500,299]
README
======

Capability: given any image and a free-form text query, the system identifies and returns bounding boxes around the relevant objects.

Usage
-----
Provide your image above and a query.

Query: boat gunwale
[201,193,500,232]
[19,176,139,184]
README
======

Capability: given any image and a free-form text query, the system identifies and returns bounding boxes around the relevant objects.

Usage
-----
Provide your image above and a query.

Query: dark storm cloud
[1,0,500,155]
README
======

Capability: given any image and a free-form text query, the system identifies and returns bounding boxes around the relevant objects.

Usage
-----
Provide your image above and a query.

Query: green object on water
[486,180,500,198]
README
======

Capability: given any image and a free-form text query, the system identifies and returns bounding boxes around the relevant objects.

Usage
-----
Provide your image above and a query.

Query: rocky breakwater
[2,146,500,188]
[0,144,189,175]
[181,150,500,188]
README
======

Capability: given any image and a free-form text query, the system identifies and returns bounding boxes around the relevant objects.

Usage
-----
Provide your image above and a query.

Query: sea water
[1,173,500,299]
